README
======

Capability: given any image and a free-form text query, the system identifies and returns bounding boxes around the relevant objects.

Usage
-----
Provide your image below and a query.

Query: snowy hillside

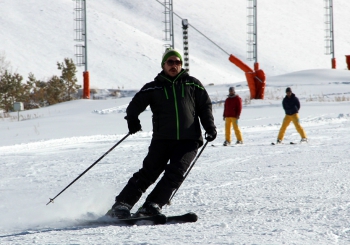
[1,0,350,89]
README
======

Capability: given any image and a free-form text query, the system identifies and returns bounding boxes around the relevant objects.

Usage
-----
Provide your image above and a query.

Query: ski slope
[1,69,350,244]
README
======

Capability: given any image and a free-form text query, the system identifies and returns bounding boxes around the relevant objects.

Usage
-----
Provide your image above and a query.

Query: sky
[1,0,350,244]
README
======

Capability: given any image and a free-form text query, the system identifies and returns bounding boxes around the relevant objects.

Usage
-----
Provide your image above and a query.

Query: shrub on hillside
[0,57,80,111]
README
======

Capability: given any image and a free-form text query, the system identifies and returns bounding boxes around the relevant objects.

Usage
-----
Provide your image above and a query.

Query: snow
[1,0,350,244]
[1,0,350,89]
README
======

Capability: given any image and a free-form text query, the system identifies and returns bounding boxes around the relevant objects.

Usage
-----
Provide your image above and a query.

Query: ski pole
[167,140,209,205]
[46,133,130,205]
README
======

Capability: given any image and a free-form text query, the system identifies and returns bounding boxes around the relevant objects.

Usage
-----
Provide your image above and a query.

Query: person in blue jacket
[276,87,307,144]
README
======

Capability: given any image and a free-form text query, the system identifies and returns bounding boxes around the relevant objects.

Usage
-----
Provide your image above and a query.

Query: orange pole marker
[254,62,259,71]
[83,71,90,99]
[345,55,350,70]
[331,58,336,69]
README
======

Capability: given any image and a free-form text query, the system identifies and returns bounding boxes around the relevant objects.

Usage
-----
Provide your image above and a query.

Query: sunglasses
[166,59,182,66]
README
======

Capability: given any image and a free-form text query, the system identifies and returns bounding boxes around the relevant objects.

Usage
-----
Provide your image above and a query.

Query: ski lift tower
[163,0,174,49]
[74,0,90,99]
[324,0,336,69]
[246,0,258,71]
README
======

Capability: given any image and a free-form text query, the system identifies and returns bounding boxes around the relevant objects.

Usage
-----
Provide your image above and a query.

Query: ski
[212,144,243,147]
[166,212,198,224]
[82,212,197,226]
[82,213,167,226]
[271,142,297,145]
[116,213,167,225]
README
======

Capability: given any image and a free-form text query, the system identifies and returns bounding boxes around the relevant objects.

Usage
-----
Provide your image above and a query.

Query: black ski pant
[116,139,198,208]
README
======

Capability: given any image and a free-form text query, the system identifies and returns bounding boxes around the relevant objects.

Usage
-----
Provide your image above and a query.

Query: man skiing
[109,48,217,219]
[223,87,243,146]
[276,87,307,144]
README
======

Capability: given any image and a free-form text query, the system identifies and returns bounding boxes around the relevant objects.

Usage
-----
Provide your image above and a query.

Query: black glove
[126,117,142,134]
[205,128,217,142]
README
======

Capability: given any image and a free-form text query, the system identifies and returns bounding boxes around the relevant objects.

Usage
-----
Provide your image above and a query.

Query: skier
[109,48,217,219]
[223,87,243,146]
[276,87,307,144]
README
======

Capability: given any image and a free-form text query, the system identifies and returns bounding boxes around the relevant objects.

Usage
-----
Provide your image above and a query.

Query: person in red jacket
[223,87,243,146]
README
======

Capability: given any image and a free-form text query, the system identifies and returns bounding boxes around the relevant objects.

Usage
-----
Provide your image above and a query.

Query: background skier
[223,87,243,146]
[109,48,217,219]
[276,87,308,144]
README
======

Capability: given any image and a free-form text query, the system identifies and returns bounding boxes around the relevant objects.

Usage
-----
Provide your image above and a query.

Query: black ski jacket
[282,93,300,115]
[126,69,215,146]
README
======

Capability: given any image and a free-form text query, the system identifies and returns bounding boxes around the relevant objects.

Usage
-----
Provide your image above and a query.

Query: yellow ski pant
[225,117,243,143]
[277,113,307,140]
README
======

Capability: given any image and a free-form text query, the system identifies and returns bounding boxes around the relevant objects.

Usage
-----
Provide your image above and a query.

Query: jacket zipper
[160,70,186,139]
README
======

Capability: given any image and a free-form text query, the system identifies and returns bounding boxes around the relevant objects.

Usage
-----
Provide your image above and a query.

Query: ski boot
[107,202,132,219]
[135,201,162,217]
